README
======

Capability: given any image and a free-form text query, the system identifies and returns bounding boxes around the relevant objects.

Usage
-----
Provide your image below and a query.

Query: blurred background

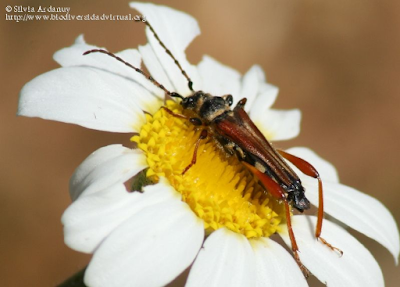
[2,0,400,286]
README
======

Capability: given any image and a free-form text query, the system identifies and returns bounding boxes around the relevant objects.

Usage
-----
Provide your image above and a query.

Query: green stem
[57,266,87,287]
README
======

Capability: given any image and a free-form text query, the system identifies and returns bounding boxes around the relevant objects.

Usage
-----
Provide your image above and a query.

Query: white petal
[54,35,164,106]
[69,145,147,200]
[18,66,161,132]
[251,237,307,287]
[84,199,204,287]
[252,108,301,141]
[249,83,279,117]
[54,35,140,75]
[138,43,177,92]
[198,55,241,98]
[69,145,129,198]
[239,65,265,112]
[284,147,339,183]
[131,2,201,95]
[130,2,199,60]
[282,148,399,263]
[280,216,384,287]
[303,179,400,264]
[187,228,255,287]
[62,184,140,253]
[63,178,181,253]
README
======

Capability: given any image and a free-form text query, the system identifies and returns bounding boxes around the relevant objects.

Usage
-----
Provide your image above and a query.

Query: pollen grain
[131,101,285,238]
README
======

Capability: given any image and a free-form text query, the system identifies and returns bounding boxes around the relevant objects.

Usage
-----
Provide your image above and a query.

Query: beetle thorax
[181,91,232,123]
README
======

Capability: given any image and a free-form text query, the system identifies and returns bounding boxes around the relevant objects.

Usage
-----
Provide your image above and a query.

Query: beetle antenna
[170,92,184,100]
[83,49,175,97]
[137,17,194,92]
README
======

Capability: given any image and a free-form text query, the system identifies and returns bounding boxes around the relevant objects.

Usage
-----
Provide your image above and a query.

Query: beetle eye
[226,95,233,106]
[182,95,197,109]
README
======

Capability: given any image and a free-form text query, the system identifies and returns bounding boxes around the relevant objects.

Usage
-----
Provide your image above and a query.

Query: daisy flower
[18,2,399,287]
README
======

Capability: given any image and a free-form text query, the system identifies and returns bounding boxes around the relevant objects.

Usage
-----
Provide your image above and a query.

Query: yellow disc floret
[131,101,285,238]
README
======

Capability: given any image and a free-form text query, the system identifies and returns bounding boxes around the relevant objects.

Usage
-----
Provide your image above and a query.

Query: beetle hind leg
[283,200,310,278]
[314,177,343,256]
[317,236,343,256]
[277,149,343,256]
[242,162,310,277]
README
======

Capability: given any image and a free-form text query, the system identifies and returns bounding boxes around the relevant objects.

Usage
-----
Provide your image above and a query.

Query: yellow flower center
[131,101,285,238]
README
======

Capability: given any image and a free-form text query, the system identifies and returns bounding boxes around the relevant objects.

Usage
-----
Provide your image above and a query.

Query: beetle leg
[162,106,206,174]
[162,106,203,125]
[283,200,309,277]
[182,129,208,175]
[242,162,310,277]
[277,149,343,256]
[162,106,189,120]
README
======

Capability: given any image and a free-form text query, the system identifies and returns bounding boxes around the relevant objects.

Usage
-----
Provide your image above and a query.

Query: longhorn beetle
[83,17,343,276]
